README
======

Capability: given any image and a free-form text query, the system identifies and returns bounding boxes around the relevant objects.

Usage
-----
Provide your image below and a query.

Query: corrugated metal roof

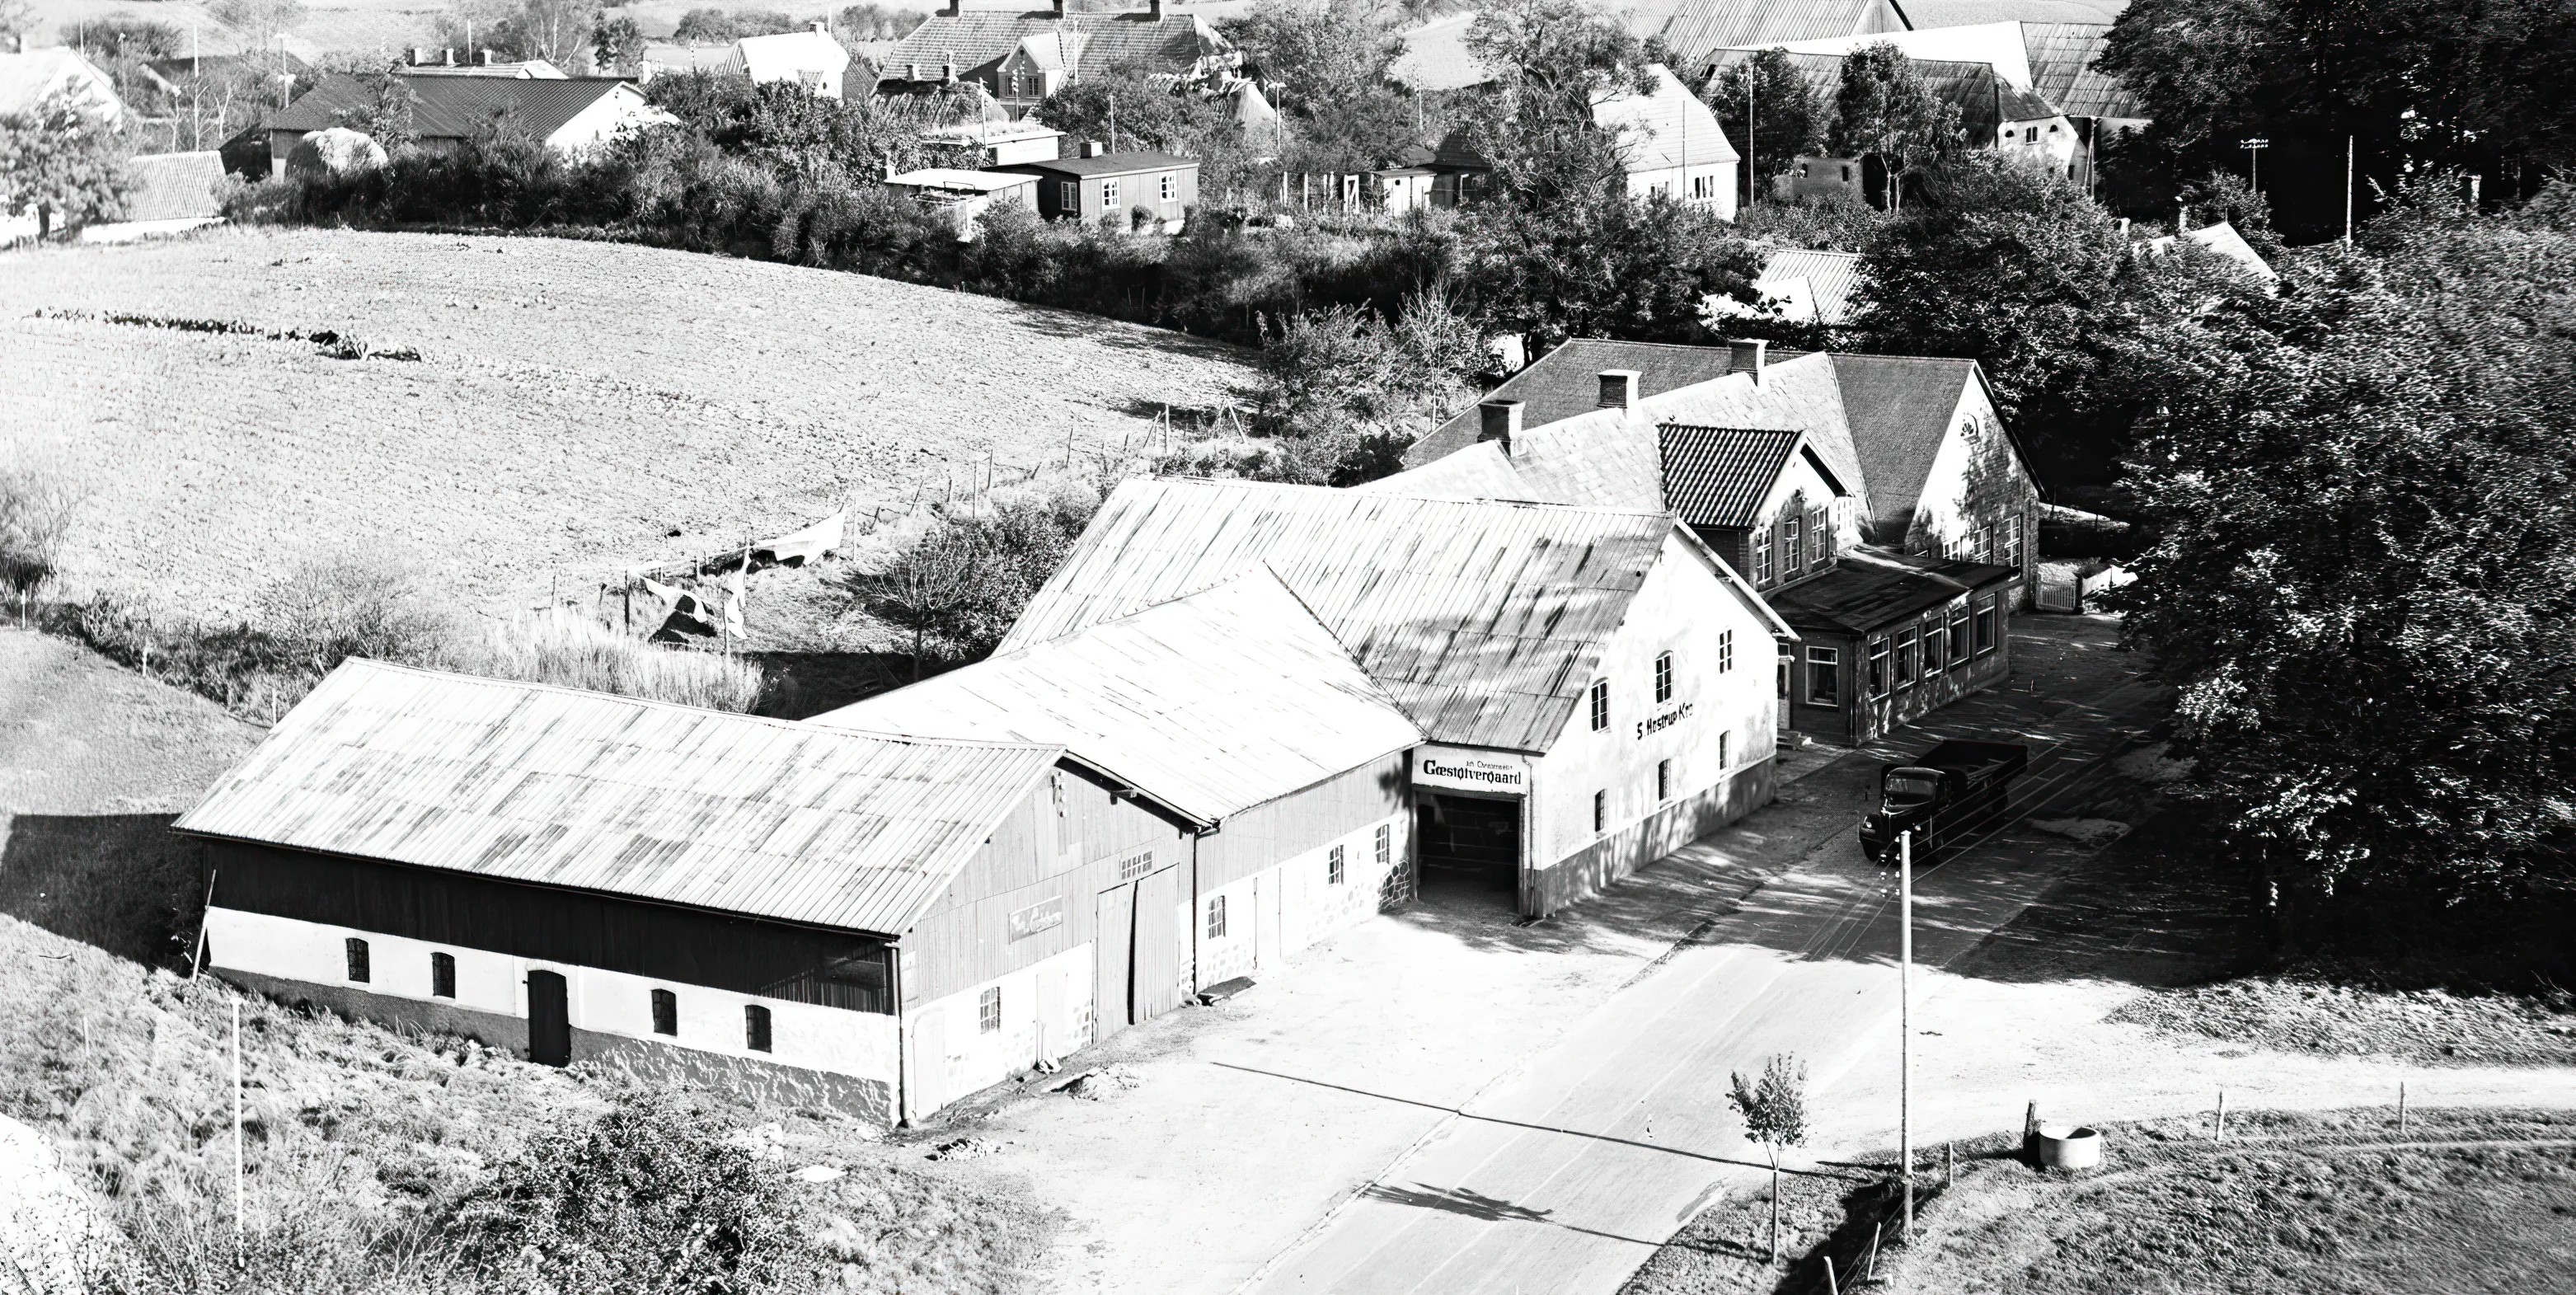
[1756,248,1864,326]
[1659,425,1804,528]
[269,73,646,141]
[1354,441,1535,500]
[813,572,1423,824]
[882,12,1230,81]
[173,660,1061,936]
[1633,0,1906,63]
[2021,22,2139,118]
[999,479,1680,753]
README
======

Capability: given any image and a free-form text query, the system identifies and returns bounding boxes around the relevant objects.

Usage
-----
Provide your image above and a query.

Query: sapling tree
[1729,1052,1810,1262]
[0,453,84,626]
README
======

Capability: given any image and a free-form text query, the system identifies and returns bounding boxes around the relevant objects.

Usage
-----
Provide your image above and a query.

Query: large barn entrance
[1092,864,1187,1045]
[1416,792,1523,907]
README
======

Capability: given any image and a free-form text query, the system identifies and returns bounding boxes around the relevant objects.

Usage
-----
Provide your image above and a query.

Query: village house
[816,573,1424,1012]
[875,0,1249,117]
[1002,146,1198,225]
[261,72,675,174]
[1376,60,1737,215]
[173,660,1194,1128]
[1407,339,2039,745]
[724,26,852,96]
[999,478,1793,917]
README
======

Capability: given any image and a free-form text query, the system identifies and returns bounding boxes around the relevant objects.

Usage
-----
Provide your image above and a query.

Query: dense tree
[590,12,645,74]
[1828,43,1959,211]
[1461,0,1649,121]
[0,92,129,239]
[1710,48,1826,199]
[668,6,796,43]
[2115,183,2576,936]
[837,2,924,40]
[1855,152,2256,486]
[1224,0,1421,171]
[1035,66,1252,195]
[60,16,185,60]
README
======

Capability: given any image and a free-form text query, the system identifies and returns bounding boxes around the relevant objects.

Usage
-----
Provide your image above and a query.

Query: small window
[1777,647,1791,697]
[1753,527,1772,585]
[1921,619,1945,673]
[1103,176,1120,205]
[1805,645,1841,706]
[1059,180,1077,209]
[1868,637,1889,697]
[744,1004,772,1053]
[1895,631,1919,686]
[1782,516,1801,578]
[1160,173,1173,200]
[1842,165,1853,181]
[1654,651,1674,701]
[1949,600,1972,665]
[1592,790,1607,834]
[977,985,1001,1034]
[1808,508,1829,569]
[1589,678,1610,731]
[1208,894,1228,939]
[345,937,370,983]
[1976,598,2000,654]
[651,988,678,1036]
[2003,515,2024,567]
[1656,759,1672,802]
[1720,731,1730,767]
[1328,843,1346,885]
[1118,849,1154,880]
[429,951,455,998]
[1374,823,1391,869]
[1716,631,1734,674]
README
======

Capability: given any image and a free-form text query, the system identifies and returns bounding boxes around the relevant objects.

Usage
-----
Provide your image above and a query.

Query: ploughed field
[0,228,1251,616]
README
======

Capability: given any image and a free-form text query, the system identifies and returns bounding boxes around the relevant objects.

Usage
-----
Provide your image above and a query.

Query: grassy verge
[1630,1108,2576,1295]
[2109,966,2576,1067]
[0,913,1056,1293]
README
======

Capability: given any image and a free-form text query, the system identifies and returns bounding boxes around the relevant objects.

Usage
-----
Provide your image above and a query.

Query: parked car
[1859,739,2028,865]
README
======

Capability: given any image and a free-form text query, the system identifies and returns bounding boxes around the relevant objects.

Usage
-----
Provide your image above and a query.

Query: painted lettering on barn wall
[1007,897,1065,941]
[1414,744,1532,794]
[1636,701,1694,739]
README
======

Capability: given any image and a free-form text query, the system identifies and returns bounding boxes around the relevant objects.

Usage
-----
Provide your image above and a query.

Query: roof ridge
[1142,474,1680,523]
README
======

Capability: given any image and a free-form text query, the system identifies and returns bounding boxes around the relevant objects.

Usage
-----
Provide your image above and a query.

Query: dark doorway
[1417,793,1522,904]
[527,969,570,1066]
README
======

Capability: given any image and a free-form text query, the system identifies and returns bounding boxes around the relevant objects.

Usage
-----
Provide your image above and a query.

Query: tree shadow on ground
[748,650,940,720]
[0,812,203,969]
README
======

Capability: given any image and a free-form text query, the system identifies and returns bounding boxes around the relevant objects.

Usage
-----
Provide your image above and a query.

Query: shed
[173,659,1180,1125]
[1000,149,1199,225]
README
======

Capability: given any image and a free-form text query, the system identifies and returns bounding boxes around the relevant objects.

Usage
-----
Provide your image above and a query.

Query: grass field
[1627,1110,2576,1295]
[0,227,1251,619]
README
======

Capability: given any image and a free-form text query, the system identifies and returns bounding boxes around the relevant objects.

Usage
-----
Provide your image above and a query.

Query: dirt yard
[0,227,1251,617]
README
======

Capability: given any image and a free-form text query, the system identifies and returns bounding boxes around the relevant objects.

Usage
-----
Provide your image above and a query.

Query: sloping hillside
[0,228,1251,616]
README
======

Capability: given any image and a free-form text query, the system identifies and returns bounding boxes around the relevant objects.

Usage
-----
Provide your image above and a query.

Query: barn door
[526,970,570,1067]
[1132,865,1187,1022]
[1035,964,1068,1063]
[1093,884,1135,1041]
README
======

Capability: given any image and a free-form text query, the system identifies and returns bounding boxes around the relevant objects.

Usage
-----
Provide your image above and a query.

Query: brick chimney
[941,0,960,15]
[1148,0,1166,16]
[1478,400,1524,456]
[1597,369,1641,411]
[1051,0,1067,15]
[1728,338,1767,382]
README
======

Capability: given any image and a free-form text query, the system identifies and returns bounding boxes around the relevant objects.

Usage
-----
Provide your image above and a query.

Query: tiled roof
[881,11,1230,81]
[1002,149,1197,176]
[1755,247,1864,326]
[814,572,1424,825]
[1828,353,1980,526]
[268,73,643,142]
[1659,425,1803,528]
[1765,547,2018,634]
[174,660,1064,936]
[115,151,226,222]
[1631,0,1906,63]
[2020,21,2143,119]
[998,478,1684,752]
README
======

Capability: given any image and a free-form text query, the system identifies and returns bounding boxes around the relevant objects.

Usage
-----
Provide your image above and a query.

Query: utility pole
[1746,68,1756,209]
[2344,135,2355,244]
[232,997,246,1267]
[1900,828,1915,1236]
[2241,136,2269,192]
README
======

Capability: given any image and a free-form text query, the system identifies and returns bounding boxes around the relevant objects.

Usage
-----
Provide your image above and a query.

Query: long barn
[174,660,1182,1125]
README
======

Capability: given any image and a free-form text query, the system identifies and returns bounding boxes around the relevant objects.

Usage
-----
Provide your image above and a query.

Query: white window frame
[1058,180,1077,210]
[977,985,1001,1034]
[1804,645,1841,707]
[1589,678,1610,731]
[1102,176,1120,207]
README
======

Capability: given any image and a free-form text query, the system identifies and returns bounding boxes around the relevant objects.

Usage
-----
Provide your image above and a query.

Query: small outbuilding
[1000,147,1198,225]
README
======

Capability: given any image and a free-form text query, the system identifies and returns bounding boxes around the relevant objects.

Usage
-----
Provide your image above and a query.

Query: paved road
[1241,630,2170,1295]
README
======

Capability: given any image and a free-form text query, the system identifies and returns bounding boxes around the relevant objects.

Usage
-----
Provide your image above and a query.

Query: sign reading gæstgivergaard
[1412,744,1532,795]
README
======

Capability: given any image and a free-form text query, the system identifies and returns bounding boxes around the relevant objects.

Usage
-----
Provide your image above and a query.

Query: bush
[842,490,1098,671]
[254,551,451,678]
[467,608,764,711]
[448,1086,801,1295]
[0,450,84,622]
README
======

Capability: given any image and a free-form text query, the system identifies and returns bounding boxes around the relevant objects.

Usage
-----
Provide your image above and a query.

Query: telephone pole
[1900,828,1915,1236]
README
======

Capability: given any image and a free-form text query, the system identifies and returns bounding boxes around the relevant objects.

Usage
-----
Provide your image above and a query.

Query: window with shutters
[429,951,455,998]
[345,937,370,983]
[744,1004,772,1052]
[1328,844,1345,885]
[1654,650,1673,701]
[978,986,1001,1034]
[651,988,678,1036]
[1589,678,1610,731]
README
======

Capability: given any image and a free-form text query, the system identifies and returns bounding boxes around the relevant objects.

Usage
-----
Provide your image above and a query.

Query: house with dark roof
[875,0,1247,116]
[1410,339,2040,744]
[260,71,676,175]
[999,476,1795,917]
[176,659,1190,1125]
[1000,145,1198,224]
